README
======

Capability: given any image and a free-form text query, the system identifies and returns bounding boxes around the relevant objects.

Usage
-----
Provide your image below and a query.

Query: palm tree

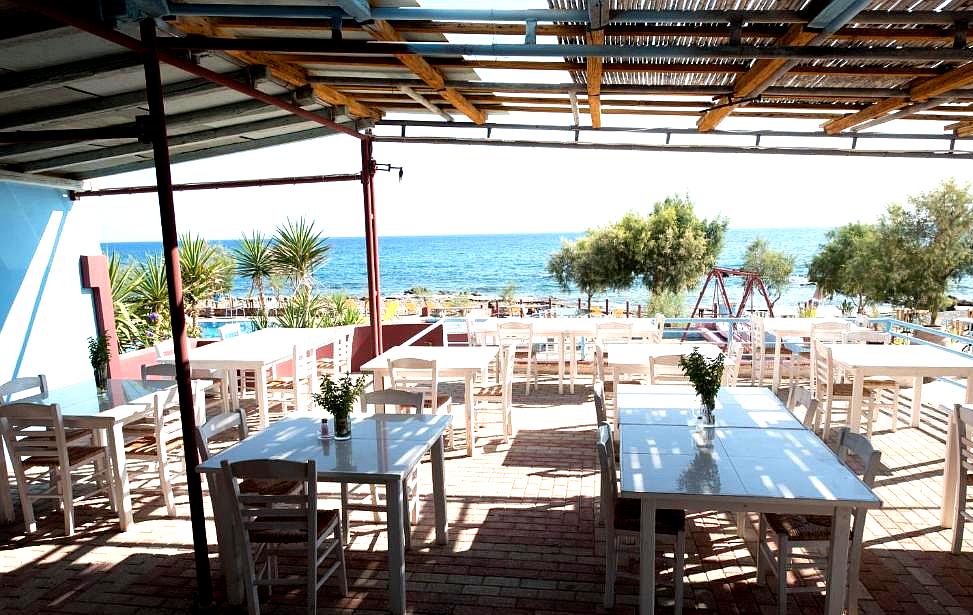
[233,231,274,315]
[135,254,170,318]
[271,217,330,291]
[179,233,232,330]
[108,252,144,351]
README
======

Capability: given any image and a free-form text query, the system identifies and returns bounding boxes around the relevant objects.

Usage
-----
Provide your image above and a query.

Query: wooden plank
[362,20,485,124]
[172,17,380,120]
[911,62,973,100]
[821,96,909,134]
[587,30,604,129]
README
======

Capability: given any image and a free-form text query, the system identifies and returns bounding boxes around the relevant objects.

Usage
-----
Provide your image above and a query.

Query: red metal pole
[361,136,382,356]
[140,20,212,605]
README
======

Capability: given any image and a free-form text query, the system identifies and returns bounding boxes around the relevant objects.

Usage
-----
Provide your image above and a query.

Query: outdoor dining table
[828,343,973,432]
[197,413,450,615]
[761,317,869,392]
[617,384,882,615]
[188,326,352,427]
[472,317,663,394]
[604,342,722,389]
[360,344,499,456]
[0,378,208,528]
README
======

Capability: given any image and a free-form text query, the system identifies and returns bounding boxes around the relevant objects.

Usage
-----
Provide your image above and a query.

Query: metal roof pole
[139,19,213,607]
[361,135,383,358]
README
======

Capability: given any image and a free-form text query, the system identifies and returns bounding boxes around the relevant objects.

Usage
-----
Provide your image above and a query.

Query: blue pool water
[197,319,258,339]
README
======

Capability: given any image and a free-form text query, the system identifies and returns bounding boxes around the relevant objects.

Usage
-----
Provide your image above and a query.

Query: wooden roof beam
[361,20,485,124]
[586,30,604,129]
[172,16,380,120]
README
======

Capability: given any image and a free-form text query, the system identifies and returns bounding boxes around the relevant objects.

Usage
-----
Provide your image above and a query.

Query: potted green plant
[88,334,111,391]
[313,372,366,440]
[678,348,725,425]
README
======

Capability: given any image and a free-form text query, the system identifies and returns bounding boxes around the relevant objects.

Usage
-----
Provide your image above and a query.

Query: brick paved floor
[4,376,973,614]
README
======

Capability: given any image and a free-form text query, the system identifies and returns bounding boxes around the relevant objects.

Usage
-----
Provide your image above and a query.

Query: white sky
[81,0,973,242]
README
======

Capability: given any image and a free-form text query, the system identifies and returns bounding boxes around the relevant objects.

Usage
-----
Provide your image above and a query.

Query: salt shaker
[320,418,330,439]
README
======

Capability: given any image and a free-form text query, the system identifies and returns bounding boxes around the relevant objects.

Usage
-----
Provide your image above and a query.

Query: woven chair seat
[474,384,503,397]
[831,382,877,397]
[249,509,339,544]
[614,498,685,534]
[765,513,833,541]
[21,428,90,444]
[124,435,183,456]
[239,478,302,497]
[24,446,104,468]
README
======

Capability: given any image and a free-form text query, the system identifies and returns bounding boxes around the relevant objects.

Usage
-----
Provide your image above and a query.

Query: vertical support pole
[140,19,212,605]
[361,136,383,357]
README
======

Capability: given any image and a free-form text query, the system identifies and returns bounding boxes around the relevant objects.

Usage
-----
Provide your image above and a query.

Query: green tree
[107,252,144,351]
[547,227,630,312]
[179,233,232,331]
[872,179,973,325]
[807,223,882,313]
[233,231,275,315]
[271,217,330,291]
[742,237,795,307]
[646,290,686,317]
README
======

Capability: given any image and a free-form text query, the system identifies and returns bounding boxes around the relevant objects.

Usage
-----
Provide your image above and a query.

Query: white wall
[0,181,100,387]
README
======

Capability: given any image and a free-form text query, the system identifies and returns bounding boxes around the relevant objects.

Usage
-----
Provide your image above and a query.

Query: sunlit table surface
[616,384,805,430]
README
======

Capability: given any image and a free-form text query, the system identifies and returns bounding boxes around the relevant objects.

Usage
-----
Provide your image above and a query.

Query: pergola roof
[5,0,973,181]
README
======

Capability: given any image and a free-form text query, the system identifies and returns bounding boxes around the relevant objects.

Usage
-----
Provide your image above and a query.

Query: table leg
[0,438,13,523]
[911,375,924,428]
[465,372,476,457]
[106,423,133,531]
[613,368,621,425]
[843,370,865,438]
[558,334,565,394]
[772,336,783,392]
[943,411,959,528]
[386,479,406,615]
[431,436,448,545]
[639,498,656,615]
[255,367,269,428]
[570,334,578,394]
[823,507,851,615]
[228,370,240,408]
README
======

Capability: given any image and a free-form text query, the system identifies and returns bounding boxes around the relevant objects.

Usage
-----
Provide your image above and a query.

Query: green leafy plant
[275,288,328,328]
[743,237,795,307]
[234,231,275,315]
[87,334,110,370]
[313,372,366,420]
[322,291,364,327]
[678,348,725,410]
[107,252,144,352]
[271,217,330,291]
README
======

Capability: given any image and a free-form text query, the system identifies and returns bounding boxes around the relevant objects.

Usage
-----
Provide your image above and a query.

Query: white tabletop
[762,317,866,337]
[829,343,973,371]
[472,316,662,337]
[604,342,722,367]
[360,345,499,372]
[197,414,451,481]
[190,327,349,365]
[616,385,805,429]
[620,424,881,508]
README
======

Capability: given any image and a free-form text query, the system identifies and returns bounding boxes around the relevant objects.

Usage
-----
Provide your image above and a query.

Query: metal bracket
[574,129,580,142]
[486,127,492,139]
[525,19,537,45]
[755,134,761,146]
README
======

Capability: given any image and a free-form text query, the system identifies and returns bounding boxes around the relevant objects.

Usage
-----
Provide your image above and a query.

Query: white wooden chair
[497,321,537,393]
[596,424,685,612]
[722,342,742,387]
[218,322,242,340]
[0,374,48,401]
[219,459,347,615]
[811,339,879,439]
[948,404,973,554]
[784,322,850,407]
[123,392,183,517]
[749,315,769,386]
[789,386,820,429]
[318,329,354,377]
[592,321,634,383]
[388,357,454,448]
[140,362,212,423]
[146,347,232,415]
[757,428,880,615]
[0,402,115,535]
[845,330,902,431]
[267,345,318,413]
[473,344,516,444]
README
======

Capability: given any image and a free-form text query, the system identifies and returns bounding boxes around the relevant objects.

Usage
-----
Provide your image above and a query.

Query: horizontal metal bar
[372,135,973,160]
[0,126,141,143]
[376,119,973,141]
[162,5,972,26]
[73,172,362,198]
[161,37,973,61]
[0,168,83,190]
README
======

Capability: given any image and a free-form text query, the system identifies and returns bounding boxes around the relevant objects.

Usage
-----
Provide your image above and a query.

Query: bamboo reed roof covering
[5,0,973,181]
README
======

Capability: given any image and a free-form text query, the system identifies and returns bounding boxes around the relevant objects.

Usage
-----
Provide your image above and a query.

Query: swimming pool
[198,319,258,339]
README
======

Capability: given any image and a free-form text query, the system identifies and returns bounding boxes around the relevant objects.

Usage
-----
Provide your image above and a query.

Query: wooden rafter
[172,17,380,120]
[697,24,816,132]
[586,30,604,129]
[361,20,485,124]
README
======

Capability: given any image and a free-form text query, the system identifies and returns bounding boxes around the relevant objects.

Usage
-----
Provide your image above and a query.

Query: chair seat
[765,512,833,541]
[22,428,90,444]
[474,384,503,397]
[124,435,183,456]
[614,498,686,534]
[23,445,104,468]
[831,382,877,397]
[239,478,302,497]
[249,509,339,544]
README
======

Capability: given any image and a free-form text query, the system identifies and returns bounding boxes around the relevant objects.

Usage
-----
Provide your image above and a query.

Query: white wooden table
[604,342,722,389]
[0,378,207,529]
[941,403,973,528]
[761,318,867,392]
[828,344,973,432]
[620,416,881,614]
[473,317,663,394]
[197,413,450,615]
[189,327,351,427]
[360,345,499,456]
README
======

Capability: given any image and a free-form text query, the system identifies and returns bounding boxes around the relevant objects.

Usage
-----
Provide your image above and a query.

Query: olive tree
[807,223,882,313]
[743,237,795,307]
[547,227,629,312]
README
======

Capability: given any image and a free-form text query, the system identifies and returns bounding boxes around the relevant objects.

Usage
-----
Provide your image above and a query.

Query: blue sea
[101,229,973,310]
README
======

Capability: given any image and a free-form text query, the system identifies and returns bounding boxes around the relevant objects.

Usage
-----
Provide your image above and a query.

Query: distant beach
[102,229,973,310]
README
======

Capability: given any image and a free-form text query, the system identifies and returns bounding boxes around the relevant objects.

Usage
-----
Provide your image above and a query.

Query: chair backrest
[791,385,819,428]
[811,338,834,400]
[596,321,633,345]
[835,427,882,542]
[0,375,48,402]
[154,339,174,360]
[750,315,765,357]
[362,388,424,414]
[721,342,742,386]
[389,358,439,407]
[142,362,177,380]
[593,380,607,425]
[146,391,183,448]
[596,423,618,527]
[0,403,70,474]
[594,343,606,382]
[846,330,891,344]
[498,322,534,356]
[810,320,850,343]
[218,322,241,340]
[220,458,317,577]
[330,330,354,375]
[292,345,318,410]
[195,408,249,462]
[498,344,516,404]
